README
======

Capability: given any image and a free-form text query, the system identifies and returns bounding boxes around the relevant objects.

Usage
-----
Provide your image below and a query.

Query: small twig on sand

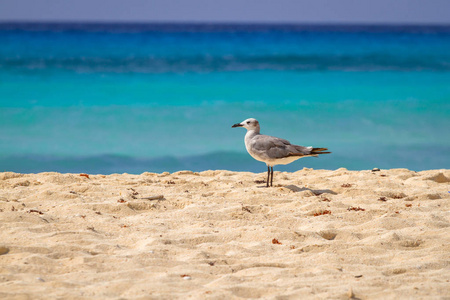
[141,195,165,201]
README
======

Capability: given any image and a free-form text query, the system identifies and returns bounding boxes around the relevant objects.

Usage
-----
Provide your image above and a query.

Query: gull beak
[232,123,243,128]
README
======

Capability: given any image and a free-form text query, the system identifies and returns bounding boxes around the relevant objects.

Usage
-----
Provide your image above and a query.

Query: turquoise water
[1,23,449,173]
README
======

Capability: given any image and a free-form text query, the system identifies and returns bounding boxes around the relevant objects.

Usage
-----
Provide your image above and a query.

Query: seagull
[232,118,330,187]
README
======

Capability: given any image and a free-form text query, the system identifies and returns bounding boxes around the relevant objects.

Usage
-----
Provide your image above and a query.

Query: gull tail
[311,147,331,155]
[288,146,331,158]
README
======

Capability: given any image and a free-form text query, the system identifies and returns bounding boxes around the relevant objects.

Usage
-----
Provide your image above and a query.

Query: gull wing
[250,134,311,159]
[250,134,326,159]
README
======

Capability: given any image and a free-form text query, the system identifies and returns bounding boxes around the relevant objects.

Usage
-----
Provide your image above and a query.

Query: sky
[0,0,449,24]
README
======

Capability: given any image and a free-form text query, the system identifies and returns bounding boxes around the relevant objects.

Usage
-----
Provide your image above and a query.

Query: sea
[1,23,449,174]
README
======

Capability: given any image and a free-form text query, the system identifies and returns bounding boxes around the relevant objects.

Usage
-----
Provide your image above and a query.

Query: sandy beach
[0,168,449,299]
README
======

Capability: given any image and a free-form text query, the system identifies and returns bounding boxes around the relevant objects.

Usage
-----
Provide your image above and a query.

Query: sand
[0,168,449,299]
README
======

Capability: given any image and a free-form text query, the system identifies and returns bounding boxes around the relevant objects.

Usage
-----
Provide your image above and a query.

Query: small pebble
[0,246,9,255]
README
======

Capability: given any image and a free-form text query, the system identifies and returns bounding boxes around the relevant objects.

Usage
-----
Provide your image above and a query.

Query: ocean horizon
[1,22,449,174]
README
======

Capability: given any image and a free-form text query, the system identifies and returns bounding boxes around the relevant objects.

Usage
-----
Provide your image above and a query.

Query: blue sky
[0,0,449,24]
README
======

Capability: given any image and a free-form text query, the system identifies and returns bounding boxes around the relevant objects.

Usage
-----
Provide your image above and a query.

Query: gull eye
[247,121,250,124]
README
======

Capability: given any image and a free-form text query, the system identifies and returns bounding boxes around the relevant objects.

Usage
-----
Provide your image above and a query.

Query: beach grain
[0,168,449,299]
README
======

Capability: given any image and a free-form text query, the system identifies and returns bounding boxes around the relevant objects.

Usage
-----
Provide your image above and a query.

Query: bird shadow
[256,185,272,188]
[282,184,337,195]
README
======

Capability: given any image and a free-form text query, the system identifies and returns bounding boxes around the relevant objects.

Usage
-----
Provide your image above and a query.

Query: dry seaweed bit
[129,188,139,195]
[380,174,388,177]
[80,173,90,179]
[405,204,412,207]
[341,183,352,187]
[347,206,365,211]
[272,238,282,245]
[314,210,331,216]
[27,209,43,215]
[117,199,126,203]
[255,180,266,184]
[95,211,102,215]
[321,198,331,202]
[242,205,252,213]
[120,224,129,228]
[378,197,387,202]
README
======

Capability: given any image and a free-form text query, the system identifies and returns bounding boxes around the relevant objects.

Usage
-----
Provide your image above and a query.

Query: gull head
[232,118,260,131]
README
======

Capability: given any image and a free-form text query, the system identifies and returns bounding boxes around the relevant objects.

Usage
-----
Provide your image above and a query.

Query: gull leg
[266,166,270,187]
[270,167,274,187]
